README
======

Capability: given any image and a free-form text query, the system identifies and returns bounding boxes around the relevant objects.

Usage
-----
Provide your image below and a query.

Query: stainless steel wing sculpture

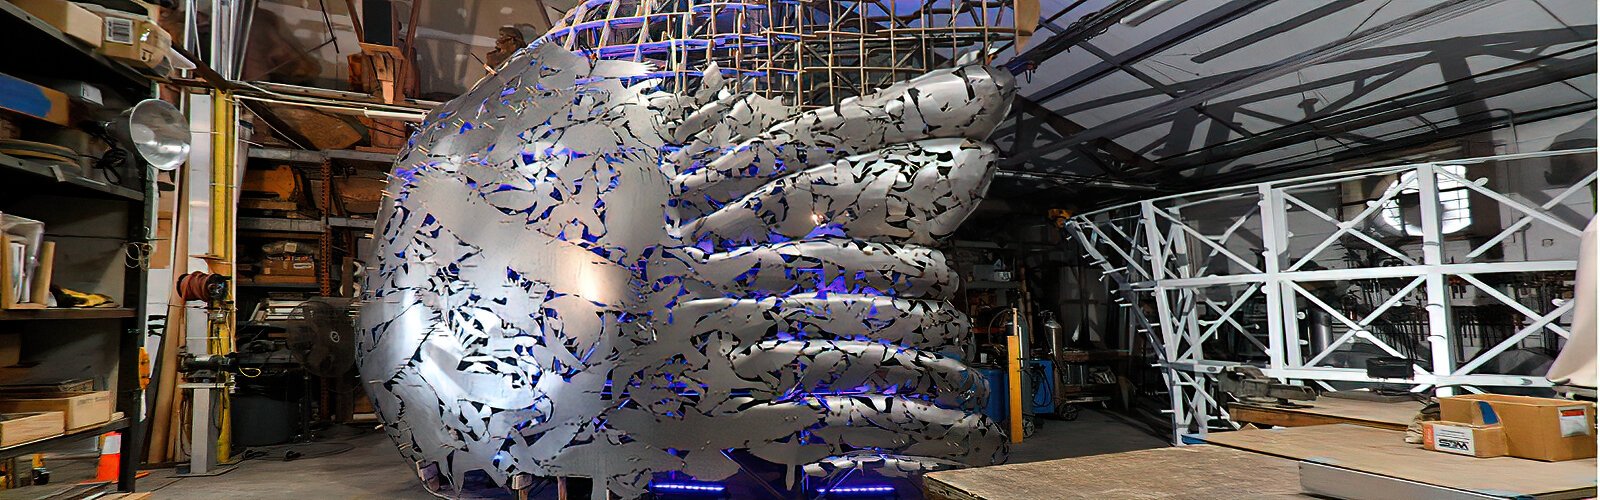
[357,41,1016,497]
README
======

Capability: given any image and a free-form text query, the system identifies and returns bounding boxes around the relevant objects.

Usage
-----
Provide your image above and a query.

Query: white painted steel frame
[1067,149,1597,443]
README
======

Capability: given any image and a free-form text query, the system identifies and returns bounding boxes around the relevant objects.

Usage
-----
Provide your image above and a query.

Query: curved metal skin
[357,41,1016,497]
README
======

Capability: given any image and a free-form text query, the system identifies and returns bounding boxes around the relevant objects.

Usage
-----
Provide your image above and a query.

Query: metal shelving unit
[239,217,326,234]
[0,308,138,321]
[0,1,156,493]
[0,1,149,91]
[0,152,146,202]
[247,146,396,165]
[0,418,130,459]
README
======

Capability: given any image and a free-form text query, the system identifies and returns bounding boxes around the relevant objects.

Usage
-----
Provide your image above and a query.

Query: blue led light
[650,481,727,494]
[816,484,897,495]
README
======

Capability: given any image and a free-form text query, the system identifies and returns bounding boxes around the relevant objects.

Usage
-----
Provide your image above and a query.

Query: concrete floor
[140,409,1166,499]
[141,427,443,500]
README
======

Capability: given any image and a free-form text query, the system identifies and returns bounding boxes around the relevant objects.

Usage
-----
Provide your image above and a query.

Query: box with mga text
[76,3,171,69]
[1421,420,1508,458]
[1440,394,1596,462]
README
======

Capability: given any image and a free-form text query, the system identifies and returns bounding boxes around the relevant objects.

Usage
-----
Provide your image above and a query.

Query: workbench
[1226,397,1425,431]
[925,445,1308,500]
[925,424,1598,499]
[1205,425,1597,499]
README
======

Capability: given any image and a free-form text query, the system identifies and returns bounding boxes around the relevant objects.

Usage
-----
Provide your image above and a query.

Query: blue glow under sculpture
[357,40,1016,497]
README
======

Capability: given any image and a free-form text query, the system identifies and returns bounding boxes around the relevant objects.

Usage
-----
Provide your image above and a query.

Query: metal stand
[179,0,248,471]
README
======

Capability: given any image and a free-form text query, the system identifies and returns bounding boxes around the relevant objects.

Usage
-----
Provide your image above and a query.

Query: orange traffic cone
[91,432,120,482]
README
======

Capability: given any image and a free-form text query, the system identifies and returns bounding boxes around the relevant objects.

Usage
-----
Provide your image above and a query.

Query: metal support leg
[1416,164,1457,396]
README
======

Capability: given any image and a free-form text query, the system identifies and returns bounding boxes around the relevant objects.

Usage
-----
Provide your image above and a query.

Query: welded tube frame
[1066,149,1596,443]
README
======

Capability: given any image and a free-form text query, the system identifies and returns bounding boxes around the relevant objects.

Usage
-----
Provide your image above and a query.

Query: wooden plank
[925,446,1308,500]
[0,412,63,447]
[0,72,70,126]
[1227,397,1425,431]
[248,147,325,164]
[1203,425,1598,499]
[0,418,126,459]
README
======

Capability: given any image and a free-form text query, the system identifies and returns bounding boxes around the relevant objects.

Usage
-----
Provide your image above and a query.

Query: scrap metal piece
[1219,365,1318,405]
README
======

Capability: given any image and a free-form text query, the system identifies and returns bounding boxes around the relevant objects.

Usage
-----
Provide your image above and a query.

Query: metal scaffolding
[543,0,1032,107]
[1067,149,1597,443]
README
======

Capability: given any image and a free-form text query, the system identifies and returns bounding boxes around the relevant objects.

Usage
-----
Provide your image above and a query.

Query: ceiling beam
[1077,42,1256,140]
[1010,96,1161,176]
[1005,0,1159,74]
[1003,0,1506,167]
[1157,43,1597,175]
[1200,100,1595,187]
[1019,0,1271,105]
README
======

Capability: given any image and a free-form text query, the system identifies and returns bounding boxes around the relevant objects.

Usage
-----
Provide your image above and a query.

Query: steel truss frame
[1066,149,1597,443]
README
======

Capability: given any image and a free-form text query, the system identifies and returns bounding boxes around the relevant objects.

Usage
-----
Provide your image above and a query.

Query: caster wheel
[1059,406,1080,421]
[1022,415,1039,438]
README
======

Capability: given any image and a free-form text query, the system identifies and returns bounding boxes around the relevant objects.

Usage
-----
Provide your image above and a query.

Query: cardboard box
[79,5,170,69]
[0,391,113,431]
[261,254,316,277]
[0,334,18,367]
[1441,394,1597,461]
[10,0,103,47]
[1421,421,1508,458]
[0,411,65,447]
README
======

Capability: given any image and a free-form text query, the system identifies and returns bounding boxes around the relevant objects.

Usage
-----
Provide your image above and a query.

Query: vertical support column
[210,90,238,464]
[1415,164,1457,396]
[1167,206,1211,437]
[1140,202,1173,363]
[1139,201,1186,443]
[1006,307,1025,444]
[1192,374,1209,437]
[1167,208,1203,363]
[319,160,334,297]
[182,92,214,475]
[1258,185,1293,373]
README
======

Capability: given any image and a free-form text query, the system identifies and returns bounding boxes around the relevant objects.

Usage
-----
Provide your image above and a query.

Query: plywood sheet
[1228,397,1425,430]
[1203,425,1597,498]
[925,446,1307,500]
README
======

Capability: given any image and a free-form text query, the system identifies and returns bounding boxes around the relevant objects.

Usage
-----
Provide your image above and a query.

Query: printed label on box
[1558,406,1590,437]
[1429,424,1476,456]
[104,17,133,44]
[78,85,102,106]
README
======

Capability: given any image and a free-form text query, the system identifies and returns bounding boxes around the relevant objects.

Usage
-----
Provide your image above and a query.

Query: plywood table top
[925,445,1307,500]
[1203,424,1597,499]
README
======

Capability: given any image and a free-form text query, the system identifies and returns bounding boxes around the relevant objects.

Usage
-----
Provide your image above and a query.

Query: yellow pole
[209,89,236,463]
[1006,307,1024,443]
